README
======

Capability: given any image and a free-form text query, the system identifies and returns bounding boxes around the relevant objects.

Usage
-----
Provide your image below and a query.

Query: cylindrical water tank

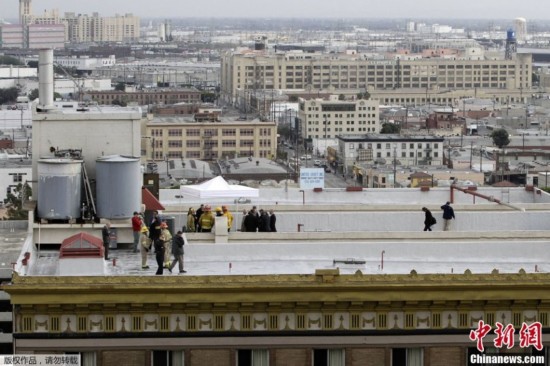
[96,155,141,220]
[37,159,82,220]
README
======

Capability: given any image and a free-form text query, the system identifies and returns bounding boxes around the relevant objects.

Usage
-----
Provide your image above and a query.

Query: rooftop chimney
[37,49,55,111]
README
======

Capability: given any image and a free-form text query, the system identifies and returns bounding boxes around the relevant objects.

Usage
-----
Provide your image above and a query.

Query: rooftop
[15,186,550,278]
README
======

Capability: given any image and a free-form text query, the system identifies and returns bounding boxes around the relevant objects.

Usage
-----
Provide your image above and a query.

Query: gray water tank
[37,158,83,220]
[96,155,141,219]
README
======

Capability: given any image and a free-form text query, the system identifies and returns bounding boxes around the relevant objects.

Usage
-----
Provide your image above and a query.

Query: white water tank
[37,158,82,220]
[96,155,141,219]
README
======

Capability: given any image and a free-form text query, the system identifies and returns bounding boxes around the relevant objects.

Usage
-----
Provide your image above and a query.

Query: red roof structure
[142,187,165,211]
[60,232,104,258]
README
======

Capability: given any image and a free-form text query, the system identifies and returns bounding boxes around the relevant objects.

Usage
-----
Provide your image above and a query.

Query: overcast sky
[2,0,546,20]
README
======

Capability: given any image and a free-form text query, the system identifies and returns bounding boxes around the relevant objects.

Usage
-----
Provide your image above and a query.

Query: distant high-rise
[514,17,527,43]
[19,0,32,24]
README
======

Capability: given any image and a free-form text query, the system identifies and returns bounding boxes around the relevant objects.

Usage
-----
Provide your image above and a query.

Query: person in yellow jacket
[198,205,215,232]
[140,226,152,269]
[159,222,172,268]
[222,205,233,232]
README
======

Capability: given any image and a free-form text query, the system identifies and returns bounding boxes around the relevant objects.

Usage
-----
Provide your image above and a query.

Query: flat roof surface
[0,225,27,279]
[26,238,548,277]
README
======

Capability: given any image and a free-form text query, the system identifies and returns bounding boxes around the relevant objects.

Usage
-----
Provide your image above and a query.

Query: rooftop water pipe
[450,185,525,212]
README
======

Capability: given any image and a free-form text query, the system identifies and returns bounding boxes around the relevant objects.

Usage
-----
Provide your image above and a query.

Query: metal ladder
[81,162,96,219]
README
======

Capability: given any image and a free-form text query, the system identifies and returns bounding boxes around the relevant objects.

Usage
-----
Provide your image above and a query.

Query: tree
[380,122,400,134]
[357,91,371,100]
[0,56,23,66]
[27,88,61,101]
[0,87,19,104]
[338,94,346,101]
[5,183,32,220]
[277,124,291,141]
[200,91,217,103]
[28,88,39,101]
[114,82,125,91]
[112,99,127,107]
[490,128,510,148]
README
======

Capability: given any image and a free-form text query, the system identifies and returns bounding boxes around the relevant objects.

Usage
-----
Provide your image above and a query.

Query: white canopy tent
[179,176,259,199]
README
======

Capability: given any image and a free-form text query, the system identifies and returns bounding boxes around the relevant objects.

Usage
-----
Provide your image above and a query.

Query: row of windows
[350,143,439,149]
[281,63,519,70]
[306,114,377,119]
[376,151,439,158]
[157,150,272,160]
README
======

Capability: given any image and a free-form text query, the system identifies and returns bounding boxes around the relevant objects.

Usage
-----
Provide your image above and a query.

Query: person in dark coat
[269,209,277,232]
[440,201,455,231]
[149,210,161,241]
[258,209,271,232]
[244,208,259,232]
[154,237,165,275]
[422,207,436,231]
[195,204,204,232]
[168,231,186,274]
[101,222,111,260]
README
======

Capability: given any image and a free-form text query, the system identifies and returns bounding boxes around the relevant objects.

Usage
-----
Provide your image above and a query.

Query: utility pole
[469,141,473,170]
[393,145,397,188]
[480,146,483,173]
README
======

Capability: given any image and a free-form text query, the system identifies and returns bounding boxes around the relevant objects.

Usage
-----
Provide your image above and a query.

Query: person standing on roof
[269,209,277,232]
[198,205,215,232]
[149,210,161,241]
[441,201,455,231]
[140,226,151,270]
[422,207,436,231]
[101,222,111,260]
[131,211,142,253]
[168,230,186,274]
[195,204,204,232]
[159,222,172,268]
[153,234,165,275]
[222,205,233,232]
[186,207,196,232]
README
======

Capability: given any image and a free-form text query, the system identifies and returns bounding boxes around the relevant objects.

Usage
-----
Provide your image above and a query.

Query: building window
[392,348,423,366]
[168,129,182,137]
[237,349,269,366]
[313,349,344,366]
[168,141,182,148]
[186,129,200,137]
[12,173,24,183]
[152,350,184,366]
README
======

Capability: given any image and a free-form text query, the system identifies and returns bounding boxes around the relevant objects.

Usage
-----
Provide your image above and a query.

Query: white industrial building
[0,158,32,203]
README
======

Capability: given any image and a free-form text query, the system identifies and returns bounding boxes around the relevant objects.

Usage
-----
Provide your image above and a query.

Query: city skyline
[2,0,548,21]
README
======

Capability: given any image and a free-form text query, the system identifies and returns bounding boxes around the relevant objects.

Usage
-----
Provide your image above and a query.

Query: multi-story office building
[63,12,140,43]
[14,0,140,45]
[88,89,201,106]
[336,134,445,172]
[221,49,532,105]
[298,97,380,140]
[145,118,277,161]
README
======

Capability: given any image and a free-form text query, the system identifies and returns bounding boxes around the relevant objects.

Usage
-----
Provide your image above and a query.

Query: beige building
[221,50,532,106]
[17,0,140,43]
[145,117,277,161]
[63,12,140,43]
[337,135,445,173]
[88,89,201,106]
[298,97,380,139]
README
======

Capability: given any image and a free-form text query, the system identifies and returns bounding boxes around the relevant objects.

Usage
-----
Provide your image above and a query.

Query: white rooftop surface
[24,238,549,277]
[162,186,550,207]
[15,186,550,278]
